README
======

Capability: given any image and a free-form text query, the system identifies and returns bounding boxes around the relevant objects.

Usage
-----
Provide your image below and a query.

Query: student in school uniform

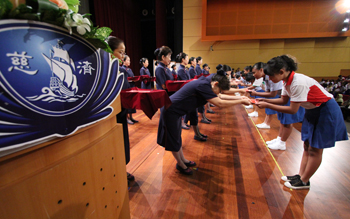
[157,69,250,175]
[244,67,265,117]
[176,52,190,81]
[188,57,197,79]
[154,46,173,90]
[107,36,134,184]
[248,62,283,128]
[249,62,305,151]
[120,55,138,124]
[256,55,348,189]
[195,56,203,75]
[140,58,152,89]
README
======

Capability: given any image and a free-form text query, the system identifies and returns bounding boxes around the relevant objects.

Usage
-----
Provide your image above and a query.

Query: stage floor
[126,104,350,219]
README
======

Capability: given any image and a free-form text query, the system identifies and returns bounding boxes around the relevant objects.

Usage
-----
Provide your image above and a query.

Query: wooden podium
[0,96,130,218]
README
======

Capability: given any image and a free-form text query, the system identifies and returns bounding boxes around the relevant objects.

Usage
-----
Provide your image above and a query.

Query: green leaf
[65,0,79,13]
[65,0,79,5]
[95,27,113,39]
[0,0,13,19]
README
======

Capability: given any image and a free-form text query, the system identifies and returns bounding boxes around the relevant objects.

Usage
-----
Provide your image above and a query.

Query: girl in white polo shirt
[256,55,348,190]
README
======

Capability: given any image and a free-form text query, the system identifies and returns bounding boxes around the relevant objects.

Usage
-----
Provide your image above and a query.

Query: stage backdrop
[183,0,350,78]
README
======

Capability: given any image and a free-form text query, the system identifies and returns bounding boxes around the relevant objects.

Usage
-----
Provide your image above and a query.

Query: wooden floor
[126,104,350,219]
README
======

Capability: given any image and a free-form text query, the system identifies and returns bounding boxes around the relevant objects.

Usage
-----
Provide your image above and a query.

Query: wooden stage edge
[127,104,350,219]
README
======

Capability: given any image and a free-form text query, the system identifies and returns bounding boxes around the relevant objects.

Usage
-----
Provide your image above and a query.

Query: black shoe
[194,135,207,141]
[186,124,190,127]
[130,118,138,123]
[205,118,212,122]
[200,133,208,138]
[127,172,135,181]
[184,161,197,167]
[207,110,215,114]
[284,178,310,190]
[182,126,190,130]
[200,119,211,124]
[281,174,301,182]
[176,164,193,175]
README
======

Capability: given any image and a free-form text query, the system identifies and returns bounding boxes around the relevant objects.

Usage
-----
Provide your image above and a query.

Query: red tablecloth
[128,75,156,83]
[194,74,203,79]
[127,76,141,83]
[121,87,171,119]
[166,79,195,92]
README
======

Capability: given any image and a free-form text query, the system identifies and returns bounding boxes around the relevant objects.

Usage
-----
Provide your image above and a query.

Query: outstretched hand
[241,99,251,106]
[249,90,256,96]
[256,101,268,109]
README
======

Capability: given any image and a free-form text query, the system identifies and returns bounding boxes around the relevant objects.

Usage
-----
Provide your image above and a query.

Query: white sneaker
[268,141,286,150]
[248,111,258,117]
[266,138,278,145]
[245,105,253,109]
[256,123,270,129]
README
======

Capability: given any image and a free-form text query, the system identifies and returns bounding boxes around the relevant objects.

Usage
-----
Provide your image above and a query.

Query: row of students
[254,55,348,189]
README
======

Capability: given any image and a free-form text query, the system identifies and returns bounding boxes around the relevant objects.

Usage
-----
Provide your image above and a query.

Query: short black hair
[265,55,297,76]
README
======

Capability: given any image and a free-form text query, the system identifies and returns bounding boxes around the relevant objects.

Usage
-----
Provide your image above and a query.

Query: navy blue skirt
[277,99,305,124]
[157,107,182,152]
[301,98,348,149]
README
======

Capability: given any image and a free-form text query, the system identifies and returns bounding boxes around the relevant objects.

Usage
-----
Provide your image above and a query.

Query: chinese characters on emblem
[6,51,38,75]
[77,61,95,75]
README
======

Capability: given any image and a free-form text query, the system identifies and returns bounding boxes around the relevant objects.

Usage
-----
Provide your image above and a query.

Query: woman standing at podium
[140,58,152,89]
[107,36,135,184]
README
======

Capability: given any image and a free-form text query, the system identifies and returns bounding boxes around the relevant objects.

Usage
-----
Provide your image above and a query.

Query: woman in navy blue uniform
[188,57,197,79]
[107,36,134,184]
[171,64,177,80]
[202,63,210,75]
[140,58,152,89]
[176,52,190,80]
[195,56,203,75]
[120,55,138,124]
[154,46,172,90]
[166,63,174,81]
[158,69,250,175]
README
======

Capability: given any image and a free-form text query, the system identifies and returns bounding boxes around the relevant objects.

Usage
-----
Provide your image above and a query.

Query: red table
[166,79,195,92]
[121,87,172,119]
[127,75,156,83]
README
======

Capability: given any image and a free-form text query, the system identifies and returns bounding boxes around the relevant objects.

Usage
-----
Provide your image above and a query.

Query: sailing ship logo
[0,20,124,154]
[26,41,84,103]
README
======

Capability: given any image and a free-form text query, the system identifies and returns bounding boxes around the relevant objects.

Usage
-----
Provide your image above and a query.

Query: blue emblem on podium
[0,20,124,156]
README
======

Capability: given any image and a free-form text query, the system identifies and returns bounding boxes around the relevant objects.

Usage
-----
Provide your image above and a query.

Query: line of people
[107,36,348,190]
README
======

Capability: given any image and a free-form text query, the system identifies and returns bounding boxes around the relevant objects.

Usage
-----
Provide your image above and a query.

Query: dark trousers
[116,108,130,164]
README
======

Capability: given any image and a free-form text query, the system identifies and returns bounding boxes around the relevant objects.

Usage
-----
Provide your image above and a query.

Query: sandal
[184,161,196,167]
